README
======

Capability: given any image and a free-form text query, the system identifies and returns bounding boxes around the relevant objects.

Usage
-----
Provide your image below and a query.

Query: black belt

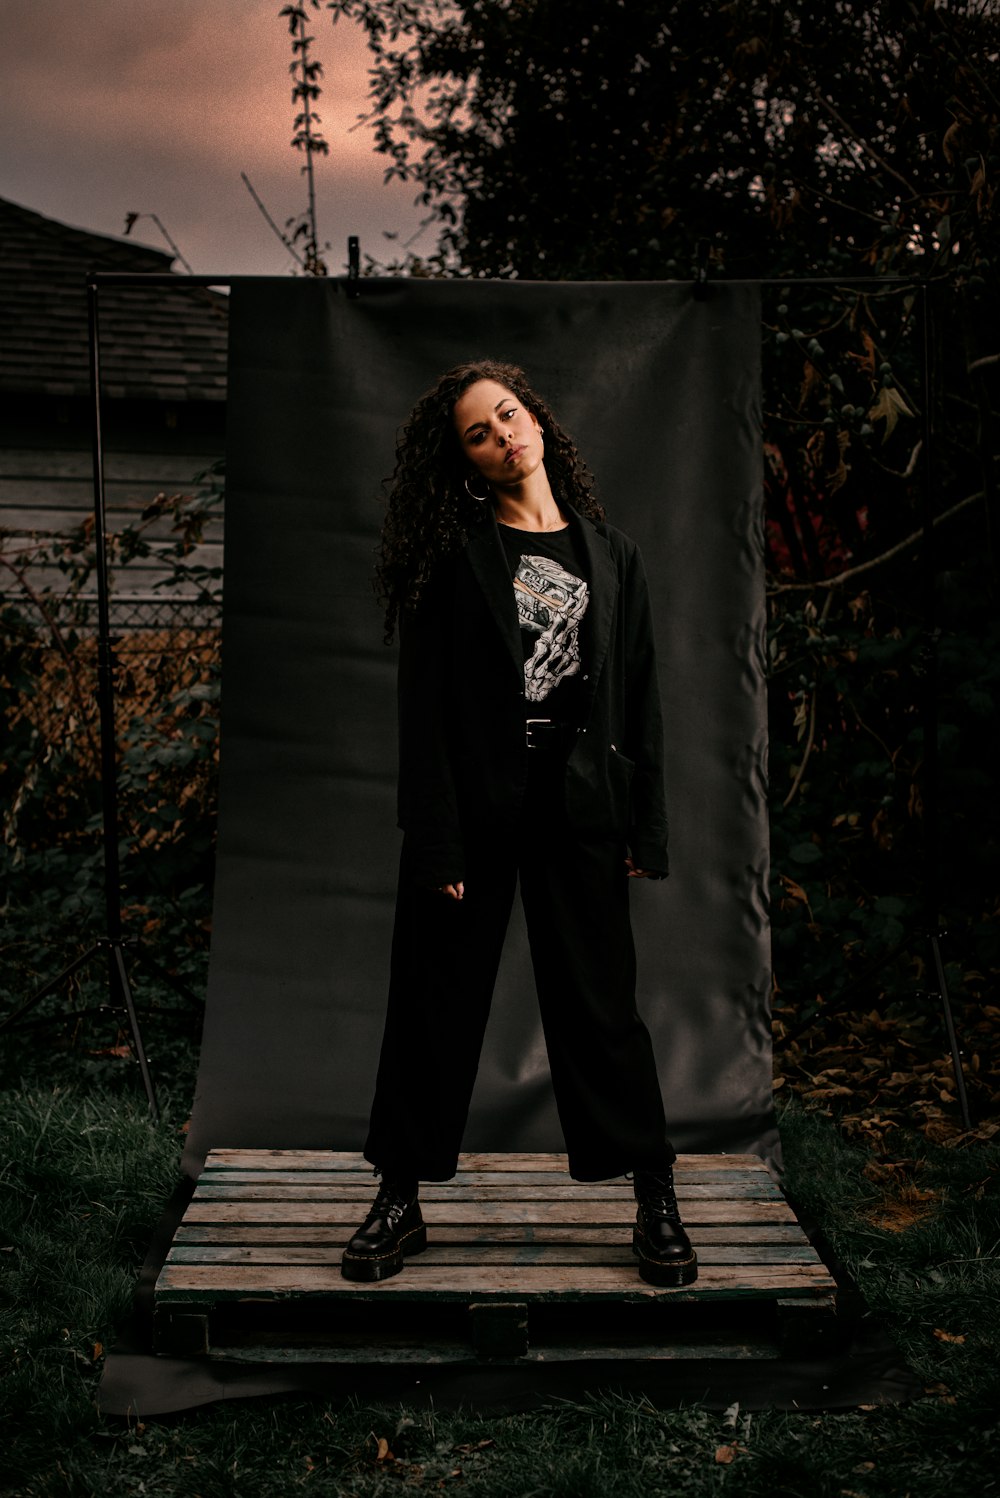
[525,717,576,751]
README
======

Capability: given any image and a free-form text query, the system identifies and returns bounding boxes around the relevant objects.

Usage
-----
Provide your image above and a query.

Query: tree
[328,0,999,283]
[328,0,1000,1108]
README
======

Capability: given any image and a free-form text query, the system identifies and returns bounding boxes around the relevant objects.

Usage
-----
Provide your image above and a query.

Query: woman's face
[452,378,545,491]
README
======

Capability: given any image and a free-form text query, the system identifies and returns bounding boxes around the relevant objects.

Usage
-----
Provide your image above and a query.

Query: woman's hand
[625,857,651,879]
[438,881,465,900]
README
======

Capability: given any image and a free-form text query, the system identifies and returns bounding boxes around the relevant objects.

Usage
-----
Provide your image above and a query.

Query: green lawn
[1,1083,998,1498]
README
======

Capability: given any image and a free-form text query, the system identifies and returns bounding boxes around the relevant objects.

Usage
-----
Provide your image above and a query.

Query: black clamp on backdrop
[347,235,361,298]
[693,238,711,301]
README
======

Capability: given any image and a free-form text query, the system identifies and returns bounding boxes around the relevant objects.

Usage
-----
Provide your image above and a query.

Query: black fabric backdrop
[183,277,776,1176]
[101,281,929,1416]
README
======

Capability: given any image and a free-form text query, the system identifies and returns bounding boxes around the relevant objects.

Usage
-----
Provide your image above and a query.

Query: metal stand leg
[109,940,159,1119]
[0,940,160,1120]
[1,278,160,1122]
[0,946,98,1031]
[929,931,971,1130]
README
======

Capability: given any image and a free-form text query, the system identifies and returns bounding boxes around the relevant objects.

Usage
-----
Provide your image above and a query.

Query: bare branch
[803,87,921,201]
[767,488,987,595]
[123,212,194,275]
[782,594,834,808]
[240,172,307,267]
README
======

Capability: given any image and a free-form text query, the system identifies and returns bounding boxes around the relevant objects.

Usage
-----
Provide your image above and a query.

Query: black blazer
[395,506,669,886]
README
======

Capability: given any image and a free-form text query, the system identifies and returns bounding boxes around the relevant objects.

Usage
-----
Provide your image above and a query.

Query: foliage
[0,467,223,1083]
[1,1086,998,1495]
[322,0,1000,1114]
[328,0,1000,282]
[5,0,999,1118]
[762,278,1000,1112]
[281,2,331,273]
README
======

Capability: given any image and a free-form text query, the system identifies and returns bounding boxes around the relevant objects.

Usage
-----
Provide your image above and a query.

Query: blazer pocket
[609,743,636,777]
[605,743,635,832]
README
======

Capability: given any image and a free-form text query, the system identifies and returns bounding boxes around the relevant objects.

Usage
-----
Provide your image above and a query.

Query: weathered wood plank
[156,1262,835,1301]
[206,1339,780,1365]
[180,1199,797,1226]
[191,1181,782,1203]
[197,1168,773,1188]
[173,1222,810,1248]
[0,448,221,482]
[202,1150,764,1173]
[0,500,224,540]
[167,1243,819,1268]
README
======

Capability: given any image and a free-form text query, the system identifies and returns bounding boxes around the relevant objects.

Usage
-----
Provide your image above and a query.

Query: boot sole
[340,1222,428,1282]
[632,1232,699,1287]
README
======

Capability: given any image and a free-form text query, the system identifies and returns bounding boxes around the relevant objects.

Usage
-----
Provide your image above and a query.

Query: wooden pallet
[153,1151,839,1364]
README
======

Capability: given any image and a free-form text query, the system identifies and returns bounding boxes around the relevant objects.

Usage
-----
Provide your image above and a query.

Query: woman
[340,360,696,1289]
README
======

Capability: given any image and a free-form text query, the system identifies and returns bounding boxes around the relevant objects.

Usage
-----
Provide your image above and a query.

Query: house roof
[0,196,228,402]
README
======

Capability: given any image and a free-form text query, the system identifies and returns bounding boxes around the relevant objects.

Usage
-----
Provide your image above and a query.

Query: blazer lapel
[464,516,524,682]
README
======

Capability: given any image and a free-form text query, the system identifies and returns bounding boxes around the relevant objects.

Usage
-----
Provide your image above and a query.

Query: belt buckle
[525,717,553,750]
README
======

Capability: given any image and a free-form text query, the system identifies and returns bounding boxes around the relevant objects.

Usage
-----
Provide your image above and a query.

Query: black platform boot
[340,1176,427,1283]
[632,1167,698,1287]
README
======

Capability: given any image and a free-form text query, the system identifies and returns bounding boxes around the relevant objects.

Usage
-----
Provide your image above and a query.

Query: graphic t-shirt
[497,522,590,720]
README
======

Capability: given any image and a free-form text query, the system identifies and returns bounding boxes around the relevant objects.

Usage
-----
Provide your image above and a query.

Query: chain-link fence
[3,594,220,752]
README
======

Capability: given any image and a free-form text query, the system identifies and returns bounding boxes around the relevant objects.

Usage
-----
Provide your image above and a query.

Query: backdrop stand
[0,279,158,1119]
[80,269,931,1411]
[2,267,972,1135]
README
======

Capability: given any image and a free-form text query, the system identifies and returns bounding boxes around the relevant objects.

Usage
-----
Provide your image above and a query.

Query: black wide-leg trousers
[364,759,676,1183]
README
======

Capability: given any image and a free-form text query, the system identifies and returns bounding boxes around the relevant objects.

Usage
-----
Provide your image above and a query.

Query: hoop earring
[464,475,492,503]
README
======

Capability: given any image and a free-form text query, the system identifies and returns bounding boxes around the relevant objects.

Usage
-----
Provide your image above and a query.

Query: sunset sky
[0,0,426,275]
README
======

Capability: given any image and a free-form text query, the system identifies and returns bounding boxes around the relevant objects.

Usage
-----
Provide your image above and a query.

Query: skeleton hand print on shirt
[512,554,589,704]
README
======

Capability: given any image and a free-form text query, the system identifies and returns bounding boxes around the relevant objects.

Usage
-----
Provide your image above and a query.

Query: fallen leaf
[375,1437,392,1463]
[932,1329,966,1344]
[862,1160,917,1184]
[715,1444,740,1464]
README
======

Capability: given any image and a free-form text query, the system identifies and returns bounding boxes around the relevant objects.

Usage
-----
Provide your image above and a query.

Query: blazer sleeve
[622,542,670,877]
[395,579,465,887]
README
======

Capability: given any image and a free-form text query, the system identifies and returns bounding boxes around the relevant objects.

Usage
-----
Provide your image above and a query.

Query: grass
[1,1083,998,1497]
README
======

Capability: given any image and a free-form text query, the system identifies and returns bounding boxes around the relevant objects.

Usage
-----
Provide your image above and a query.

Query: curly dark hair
[375,359,605,642]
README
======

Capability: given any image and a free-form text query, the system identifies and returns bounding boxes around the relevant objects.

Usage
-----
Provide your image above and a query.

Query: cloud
[0,0,423,272]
